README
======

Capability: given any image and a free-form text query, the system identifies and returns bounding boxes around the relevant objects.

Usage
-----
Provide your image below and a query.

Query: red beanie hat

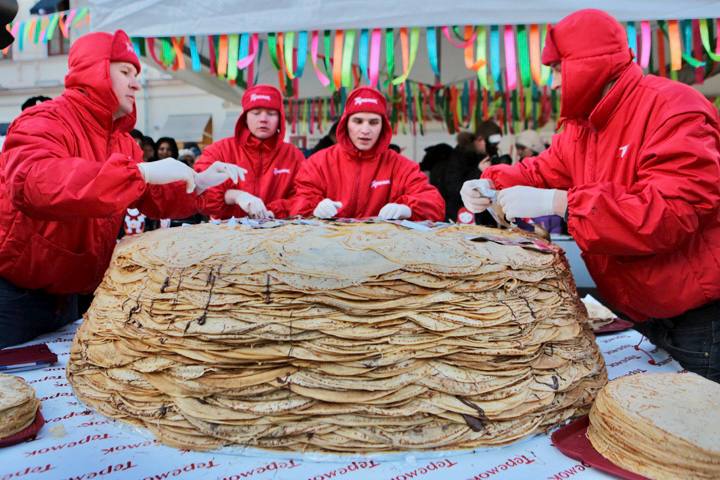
[343,86,387,117]
[109,30,141,73]
[242,84,283,112]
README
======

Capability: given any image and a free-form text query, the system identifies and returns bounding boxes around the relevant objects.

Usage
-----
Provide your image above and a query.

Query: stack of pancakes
[588,372,720,479]
[68,222,607,452]
[0,374,40,441]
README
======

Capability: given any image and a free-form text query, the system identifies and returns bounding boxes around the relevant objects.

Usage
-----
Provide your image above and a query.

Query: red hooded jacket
[292,87,444,220]
[194,85,304,219]
[0,31,198,294]
[482,10,720,321]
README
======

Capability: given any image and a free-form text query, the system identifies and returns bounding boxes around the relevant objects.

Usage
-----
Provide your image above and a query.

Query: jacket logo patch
[371,179,391,189]
[250,94,272,102]
[354,97,378,106]
[618,144,630,159]
[126,42,135,54]
[273,168,291,175]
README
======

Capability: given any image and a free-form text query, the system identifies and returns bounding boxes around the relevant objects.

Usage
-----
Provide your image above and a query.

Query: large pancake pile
[68,222,607,452]
[588,372,720,479]
[0,374,40,440]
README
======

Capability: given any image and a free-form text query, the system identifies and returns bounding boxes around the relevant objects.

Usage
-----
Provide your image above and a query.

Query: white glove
[313,198,342,219]
[460,179,495,213]
[378,203,412,220]
[225,190,271,219]
[496,186,557,220]
[195,161,247,194]
[137,158,196,194]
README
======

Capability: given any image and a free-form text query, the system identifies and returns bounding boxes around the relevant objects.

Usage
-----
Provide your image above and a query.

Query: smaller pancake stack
[588,372,720,480]
[581,295,615,330]
[0,374,40,441]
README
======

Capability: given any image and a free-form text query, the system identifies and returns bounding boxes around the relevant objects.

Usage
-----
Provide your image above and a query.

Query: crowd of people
[0,9,718,383]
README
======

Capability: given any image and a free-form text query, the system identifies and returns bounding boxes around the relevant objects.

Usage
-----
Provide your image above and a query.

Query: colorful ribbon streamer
[369,28,382,88]
[392,27,420,85]
[310,30,331,87]
[426,27,440,78]
[503,25,518,90]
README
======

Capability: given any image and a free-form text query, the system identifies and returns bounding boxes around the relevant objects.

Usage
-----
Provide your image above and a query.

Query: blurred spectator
[388,143,401,153]
[183,141,202,158]
[419,143,453,191]
[439,132,486,221]
[515,130,546,161]
[21,96,51,111]
[156,137,179,160]
[308,121,338,157]
[178,148,196,167]
[141,136,156,162]
[130,129,143,148]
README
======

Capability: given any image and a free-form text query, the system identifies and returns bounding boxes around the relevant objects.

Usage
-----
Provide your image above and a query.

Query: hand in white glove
[460,178,495,213]
[137,158,196,194]
[378,203,412,220]
[225,189,271,219]
[313,198,342,219]
[195,161,247,194]
[496,186,563,220]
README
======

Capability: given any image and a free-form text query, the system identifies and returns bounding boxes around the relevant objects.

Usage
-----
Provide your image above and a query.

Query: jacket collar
[588,63,643,131]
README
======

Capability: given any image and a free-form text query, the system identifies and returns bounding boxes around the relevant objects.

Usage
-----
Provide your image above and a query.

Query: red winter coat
[292,102,444,221]
[483,10,720,321]
[0,34,198,295]
[194,92,303,219]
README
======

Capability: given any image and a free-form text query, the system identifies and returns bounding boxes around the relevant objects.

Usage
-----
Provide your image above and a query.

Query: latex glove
[195,162,247,194]
[378,203,412,220]
[137,158,196,194]
[460,178,495,213]
[313,199,342,219]
[496,186,559,220]
[225,190,271,219]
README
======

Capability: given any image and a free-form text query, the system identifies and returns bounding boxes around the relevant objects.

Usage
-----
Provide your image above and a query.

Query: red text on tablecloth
[389,459,458,480]
[221,459,301,480]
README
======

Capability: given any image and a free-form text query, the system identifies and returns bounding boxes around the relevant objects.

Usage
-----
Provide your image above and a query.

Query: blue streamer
[490,26,501,92]
[296,31,308,78]
[626,22,637,59]
[358,29,369,82]
[426,27,440,77]
[189,35,201,71]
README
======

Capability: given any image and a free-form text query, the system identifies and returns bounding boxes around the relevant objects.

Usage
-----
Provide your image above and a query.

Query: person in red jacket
[461,9,720,381]
[293,86,444,221]
[194,85,304,219]
[0,30,243,348]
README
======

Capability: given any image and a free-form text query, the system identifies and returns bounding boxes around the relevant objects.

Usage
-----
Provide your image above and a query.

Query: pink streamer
[369,28,382,87]
[310,30,331,87]
[441,26,476,48]
[237,33,258,69]
[65,9,77,28]
[503,25,517,90]
[10,22,20,39]
[640,20,651,68]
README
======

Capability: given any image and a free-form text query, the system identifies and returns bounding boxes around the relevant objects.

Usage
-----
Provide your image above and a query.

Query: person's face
[551,64,562,91]
[246,108,280,139]
[473,136,486,155]
[142,144,155,161]
[347,113,383,151]
[109,62,140,119]
[157,142,173,159]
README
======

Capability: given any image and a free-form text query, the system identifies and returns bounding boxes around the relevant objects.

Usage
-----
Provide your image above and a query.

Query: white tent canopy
[90,0,720,37]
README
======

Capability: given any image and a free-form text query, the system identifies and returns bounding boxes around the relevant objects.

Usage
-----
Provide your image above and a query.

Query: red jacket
[194,87,304,219]
[0,32,197,295]
[483,10,720,321]
[292,91,444,221]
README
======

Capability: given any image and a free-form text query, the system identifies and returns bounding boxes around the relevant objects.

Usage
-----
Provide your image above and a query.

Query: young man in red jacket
[0,30,243,347]
[293,86,444,221]
[462,9,720,381]
[194,85,304,219]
